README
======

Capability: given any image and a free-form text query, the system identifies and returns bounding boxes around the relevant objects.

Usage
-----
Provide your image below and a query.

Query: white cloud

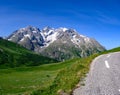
[95,10,120,26]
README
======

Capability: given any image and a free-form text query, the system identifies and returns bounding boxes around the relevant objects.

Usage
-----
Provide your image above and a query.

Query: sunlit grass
[0,59,76,95]
[1,47,120,95]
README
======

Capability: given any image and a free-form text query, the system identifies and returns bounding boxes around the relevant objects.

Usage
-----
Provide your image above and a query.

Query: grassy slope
[31,55,98,95]
[31,47,120,95]
[102,47,120,53]
[0,59,78,95]
[0,39,57,68]
[0,55,98,95]
[0,45,120,95]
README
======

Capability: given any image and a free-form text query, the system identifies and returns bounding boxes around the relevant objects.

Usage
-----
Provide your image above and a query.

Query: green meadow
[0,55,96,95]
[0,38,120,95]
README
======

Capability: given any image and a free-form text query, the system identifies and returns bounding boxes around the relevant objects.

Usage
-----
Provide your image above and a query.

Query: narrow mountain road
[73,52,120,95]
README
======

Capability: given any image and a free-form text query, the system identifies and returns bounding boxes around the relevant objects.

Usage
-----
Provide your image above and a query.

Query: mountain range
[7,26,105,61]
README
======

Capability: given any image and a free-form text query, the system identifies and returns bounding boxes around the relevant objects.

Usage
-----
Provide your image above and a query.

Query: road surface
[73,52,120,95]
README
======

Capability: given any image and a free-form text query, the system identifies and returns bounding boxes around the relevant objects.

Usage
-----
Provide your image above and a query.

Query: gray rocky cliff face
[7,26,106,61]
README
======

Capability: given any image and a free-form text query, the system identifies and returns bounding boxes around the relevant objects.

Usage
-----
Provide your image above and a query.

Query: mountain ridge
[7,26,106,61]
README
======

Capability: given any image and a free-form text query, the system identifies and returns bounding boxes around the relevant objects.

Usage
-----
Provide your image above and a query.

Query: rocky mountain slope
[7,26,105,61]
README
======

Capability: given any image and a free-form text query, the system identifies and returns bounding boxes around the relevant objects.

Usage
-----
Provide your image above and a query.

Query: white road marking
[118,89,120,92]
[105,60,110,68]
[107,54,111,58]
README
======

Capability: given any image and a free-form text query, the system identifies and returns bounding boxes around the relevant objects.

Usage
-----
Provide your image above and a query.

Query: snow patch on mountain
[84,37,90,42]
[32,31,37,33]
[71,34,81,45]
[80,35,86,38]
[46,30,54,36]
[24,34,31,38]
[40,32,45,40]
[46,32,58,42]
[44,31,58,46]
[20,38,25,42]
[61,27,68,32]
[19,28,26,33]
[8,38,12,41]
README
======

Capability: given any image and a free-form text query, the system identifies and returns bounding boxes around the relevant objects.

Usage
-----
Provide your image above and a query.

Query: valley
[0,0,120,95]
[0,27,119,95]
[0,46,120,95]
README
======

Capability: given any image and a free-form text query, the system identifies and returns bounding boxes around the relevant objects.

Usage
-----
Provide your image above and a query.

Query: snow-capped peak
[41,28,58,47]
[80,35,86,38]
[19,28,26,33]
[43,26,53,31]
[24,34,31,38]
[45,32,58,46]
[7,26,105,61]
[7,26,92,47]
[32,31,37,33]
[59,27,68,32]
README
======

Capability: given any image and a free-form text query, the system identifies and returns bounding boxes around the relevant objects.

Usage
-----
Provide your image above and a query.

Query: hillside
[31,47,120,95]
[0,38,57,68]
[0,47,120,95]
[103,47,120,53]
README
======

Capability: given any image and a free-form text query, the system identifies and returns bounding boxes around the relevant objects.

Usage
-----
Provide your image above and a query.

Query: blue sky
[0,0,120,49]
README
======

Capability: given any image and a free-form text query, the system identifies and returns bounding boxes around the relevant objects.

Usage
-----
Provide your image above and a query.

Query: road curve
[73,52,120,95]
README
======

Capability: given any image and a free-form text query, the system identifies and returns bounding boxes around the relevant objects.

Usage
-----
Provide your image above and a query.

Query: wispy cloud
[64,9,120,26]
[95,10,120,26]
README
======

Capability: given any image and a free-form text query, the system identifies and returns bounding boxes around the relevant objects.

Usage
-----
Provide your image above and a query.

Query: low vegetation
[31,47,120,95]
[0,39,120,95]
[0,39,57,68]
[0,58,81,95]
[102,47,120,54]
[0,54,98,95]
[31,54,98,95]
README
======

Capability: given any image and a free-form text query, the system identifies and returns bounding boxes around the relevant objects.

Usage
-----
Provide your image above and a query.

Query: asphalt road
[73,52,120,95]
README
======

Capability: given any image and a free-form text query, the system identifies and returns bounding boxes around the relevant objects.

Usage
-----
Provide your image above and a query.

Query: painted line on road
[107,54,111,58]
[105,60,110,68]
[119,89,120,92]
